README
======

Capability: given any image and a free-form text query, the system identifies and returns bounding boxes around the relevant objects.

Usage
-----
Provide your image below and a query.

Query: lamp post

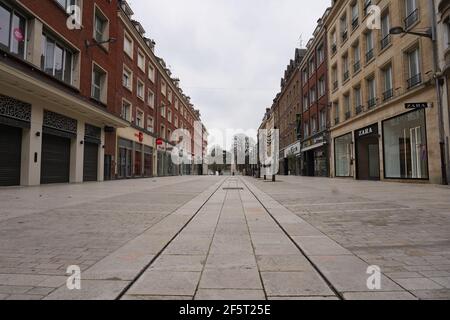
[389,1,448,185]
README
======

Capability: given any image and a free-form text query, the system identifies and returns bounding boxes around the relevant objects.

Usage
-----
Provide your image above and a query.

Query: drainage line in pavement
[240,178,345,301]
[115,179,228,300]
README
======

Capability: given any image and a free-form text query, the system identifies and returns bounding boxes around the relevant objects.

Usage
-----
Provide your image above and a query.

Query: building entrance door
[356,124,380,181]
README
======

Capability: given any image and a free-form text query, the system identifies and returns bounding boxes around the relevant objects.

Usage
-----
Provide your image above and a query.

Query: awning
[301,141,325,153]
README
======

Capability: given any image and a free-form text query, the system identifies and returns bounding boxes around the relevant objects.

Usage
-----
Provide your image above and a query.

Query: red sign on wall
[135,132,144,142]
[156,138,163,146]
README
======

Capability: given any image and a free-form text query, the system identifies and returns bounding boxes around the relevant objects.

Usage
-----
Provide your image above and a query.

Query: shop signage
[156,138,164,145]
[284,142,301,158]
[134,132,144,142]
[405,102,430,109]
[357,124,378,138]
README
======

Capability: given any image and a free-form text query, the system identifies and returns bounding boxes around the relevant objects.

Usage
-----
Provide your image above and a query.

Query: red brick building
[299,9,331,177]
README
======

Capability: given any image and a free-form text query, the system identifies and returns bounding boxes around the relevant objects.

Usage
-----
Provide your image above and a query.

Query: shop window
[335,133,352,177]
[383,109,428,179]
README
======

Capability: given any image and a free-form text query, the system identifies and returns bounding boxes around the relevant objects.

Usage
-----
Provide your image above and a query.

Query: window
[365,31,374,62]
[167,109,172,123]
[121,100,132,122]
[148,90,155,108]
[310,87,316,105]
[332,65,338,90]
[136,109,144,128]
[124,31,133,58]
[161,80,166,96]
[318,76,326,97]
[302,68,308,83]
[319,108,327,131]
[304,121,309,138]
[383,64,393,101]
[41,32,74,84]
[303,95,309,112]
[407,47,421,88]
[147,116,154,133]
[364,0,372,15]
[383,109,428,179]
[137,50,145,71]
[160,125,166,139]
[311,116,317,134]
[92,64,107,103]
[334,101,340,124]
[174,115,179,128]
[331,30,337,54]
[317,44,325,64]
[137,79,144,100]
[351,2,359,29]
[168,89,173,103]
[0,4,26,58]
[309,58,315,76]
[122,65,132,91]
[174,98,179,110]
[94,6,108,44]
[405,0,418,29]
[341,14,348,42]
[353,42,361,72]
[367,77,376,108]
[161,104,166,118]
[354,86,362,114]
[381,13,391,49]
[148,64,155,82]
[344,94,350,119]
[335,133,353,177]
[343,54,349,81]
[55,0,76,11]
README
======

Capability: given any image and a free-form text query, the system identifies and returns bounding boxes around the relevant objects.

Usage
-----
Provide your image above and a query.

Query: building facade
[0,0,128,187]
[436,0,450,184]
[0,0,207,187]
[276,49,305,176]
[299,10,331,177]
[328,0,444,184]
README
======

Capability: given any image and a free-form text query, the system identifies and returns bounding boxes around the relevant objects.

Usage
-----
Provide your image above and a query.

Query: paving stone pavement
[0,177,223,300]
[244,176,450,300]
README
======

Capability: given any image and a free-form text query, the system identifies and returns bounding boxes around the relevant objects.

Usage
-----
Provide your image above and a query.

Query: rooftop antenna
[298,34,304,49]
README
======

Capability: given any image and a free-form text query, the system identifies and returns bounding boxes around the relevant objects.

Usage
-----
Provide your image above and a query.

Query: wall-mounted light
[80,141,84,145]
[35,131,41,137]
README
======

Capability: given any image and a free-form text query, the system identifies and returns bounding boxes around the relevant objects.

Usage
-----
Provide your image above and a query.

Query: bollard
[272,175,276,182]
[264,175,267,180]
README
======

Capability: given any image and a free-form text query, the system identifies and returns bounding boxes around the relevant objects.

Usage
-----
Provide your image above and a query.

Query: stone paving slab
[45,280,129,300]
[195,289,265,300]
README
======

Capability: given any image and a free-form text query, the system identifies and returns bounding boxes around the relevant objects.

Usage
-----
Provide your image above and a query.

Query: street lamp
[389,26,432,38]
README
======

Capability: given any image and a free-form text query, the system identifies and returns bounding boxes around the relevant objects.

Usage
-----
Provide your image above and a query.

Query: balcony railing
[335,117,340,125]
[354,61,361,73]
[405,8,419,29]
[333,81,338,90]
[381,35,391,50]
[367,98,377,109]
[366,49,374,62]
[352,18,359,30]
[345,111,351,120]
[342,30,348,42]
[407,73,422,89]
[331,44,337,55]
[383,88,394,101]
[343,70,349,81]
[355,105,363,115]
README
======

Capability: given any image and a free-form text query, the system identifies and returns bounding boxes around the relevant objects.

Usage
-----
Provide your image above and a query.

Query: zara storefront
[331,92,442,184]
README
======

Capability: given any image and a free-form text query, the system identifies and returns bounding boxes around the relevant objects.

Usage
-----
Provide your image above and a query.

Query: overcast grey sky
[130,0,331,134]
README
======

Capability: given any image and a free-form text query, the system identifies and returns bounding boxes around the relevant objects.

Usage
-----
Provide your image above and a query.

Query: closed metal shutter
[41,133,71,184]
[83,142,98,182]
[0,124,22,186]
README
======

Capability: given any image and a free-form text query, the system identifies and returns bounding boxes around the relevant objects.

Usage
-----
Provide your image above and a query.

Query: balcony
[355,105,363,115]
[342,30,348,42]
[365,49,374,62]
[343,70,349,82]
[381,35,391,50]
[405,8,419,30]
[383,88,394,101]
[354,61,361,73]
[333,81,338,91]
[367,98,377,109]
[407,73,422,89]
[345,111,351,120]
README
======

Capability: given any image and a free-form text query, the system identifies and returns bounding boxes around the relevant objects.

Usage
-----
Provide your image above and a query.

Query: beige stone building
[327,0,445,184]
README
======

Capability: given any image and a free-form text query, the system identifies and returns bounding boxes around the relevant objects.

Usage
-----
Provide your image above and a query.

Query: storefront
[83,124,102,182]
[116,128,155,179]
[382,108,429,180]
[334,133,353,178]
[355,123,380,181]
[302,134,328,177]
[283,141,301,176]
